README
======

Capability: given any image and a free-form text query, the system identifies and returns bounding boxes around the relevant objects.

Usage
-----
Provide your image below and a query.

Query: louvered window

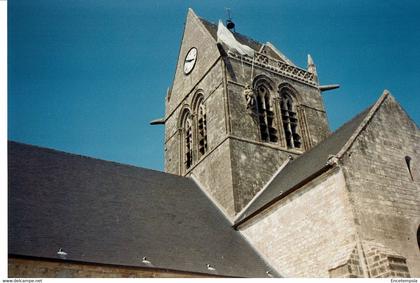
[280,91,301,148]
[197,103,208,157]
[184,114,193,170]
[255,85,277,142]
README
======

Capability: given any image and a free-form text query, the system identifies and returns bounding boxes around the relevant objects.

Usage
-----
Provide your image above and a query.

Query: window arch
[254,81,277,142]
[279,88,301,149]
[181,110,193,171]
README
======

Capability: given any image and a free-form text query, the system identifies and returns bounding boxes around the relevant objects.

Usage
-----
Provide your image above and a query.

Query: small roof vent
[57,248,67,259]
[142,256,152,264]
[206,263,216,271]
[266,270,274,277]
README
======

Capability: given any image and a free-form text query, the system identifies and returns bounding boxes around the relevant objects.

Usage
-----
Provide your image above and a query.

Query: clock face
[184,47,197,75]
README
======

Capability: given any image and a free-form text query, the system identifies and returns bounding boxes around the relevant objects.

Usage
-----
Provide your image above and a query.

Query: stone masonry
[240,168,357,277]
[164,9,329,218]
[340,94,420,277]
[164,9,420,277]
[238,93,420,277]
[8,257,213,278]
[328,244,364,278]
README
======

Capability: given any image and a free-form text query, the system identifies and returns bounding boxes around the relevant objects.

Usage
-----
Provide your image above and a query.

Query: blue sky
[8,0,420,171]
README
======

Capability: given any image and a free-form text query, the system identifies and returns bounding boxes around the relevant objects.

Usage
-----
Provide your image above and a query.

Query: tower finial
[225,8,235,31]
[307,54,318,82]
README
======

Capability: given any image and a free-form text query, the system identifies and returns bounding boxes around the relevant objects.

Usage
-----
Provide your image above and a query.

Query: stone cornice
[228,51,317,86]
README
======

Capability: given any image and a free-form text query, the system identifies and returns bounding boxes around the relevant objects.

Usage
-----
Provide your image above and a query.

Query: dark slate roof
[235,105,373,225]
[8,141,278,278]
[199,17,263,52]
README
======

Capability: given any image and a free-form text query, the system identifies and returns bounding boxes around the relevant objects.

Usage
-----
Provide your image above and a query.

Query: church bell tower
[163,9,330,220]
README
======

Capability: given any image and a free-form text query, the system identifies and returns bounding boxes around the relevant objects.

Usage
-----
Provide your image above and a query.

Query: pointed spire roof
[234,91,392,226]
[307,54,318,81]
[307,54,315,66]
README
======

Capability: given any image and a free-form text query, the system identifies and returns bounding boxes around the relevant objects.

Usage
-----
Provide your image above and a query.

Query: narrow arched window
[405,156,414,181]
[417,225,420,251]
[197,102,208,157]
[182,112,193,170]
[280,90,301,148]
[255,84,277,142]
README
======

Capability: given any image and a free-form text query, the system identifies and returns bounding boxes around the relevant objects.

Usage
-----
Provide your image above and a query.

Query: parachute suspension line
[250,54,255,85]
[240,55,245,81]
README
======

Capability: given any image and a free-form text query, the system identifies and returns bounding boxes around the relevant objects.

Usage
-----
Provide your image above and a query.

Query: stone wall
[327,244,364,278]
[187,139,235,219]
[363,241,411,278]
[239,168,357,277]
[340,94,420,277]
[327,240,412,278]
[164,59,225,174]
[225,58,330,149]
[8,257,215,278]
[164,9,225,175]
[166,9,221,115]
[224,57,330,212]
[229,138,298,213]
[165,9,332,218]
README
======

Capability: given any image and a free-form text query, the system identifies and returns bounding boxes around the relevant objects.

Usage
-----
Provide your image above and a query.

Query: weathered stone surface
[8,257,213,278]
[362,241,411,278]
[238,94,419,277]
[164,10,419,278]
[164,58,225,174]
[164,10,330,217]
[166,9,221,115]
[229,138,298,212]
[340,95,420,277]
[224,59,329,213]
[328,244,364,278]
[239,168,357,277]
[187,139,235,219]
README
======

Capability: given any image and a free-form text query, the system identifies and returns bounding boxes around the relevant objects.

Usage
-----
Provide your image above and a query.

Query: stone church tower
[164,9,330,218]
[8,7,419,278]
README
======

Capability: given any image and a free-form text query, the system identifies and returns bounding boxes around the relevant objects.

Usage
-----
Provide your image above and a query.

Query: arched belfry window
[280,89,301,149]
[181,110,193,171]
[197,101,208,157]
[255,82,277,142]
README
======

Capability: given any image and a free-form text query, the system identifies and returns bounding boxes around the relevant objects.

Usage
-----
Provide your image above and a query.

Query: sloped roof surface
[235,105,373,225]
[8,141,278,277]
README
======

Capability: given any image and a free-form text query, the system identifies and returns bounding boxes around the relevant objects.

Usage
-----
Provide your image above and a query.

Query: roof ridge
[233,92,386,226]
[9,140,276,277]
[331,90,390,164]
[189,10,218,44]
[190,174,233,224]
[8,140,182,178]
[234,155,293,223]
